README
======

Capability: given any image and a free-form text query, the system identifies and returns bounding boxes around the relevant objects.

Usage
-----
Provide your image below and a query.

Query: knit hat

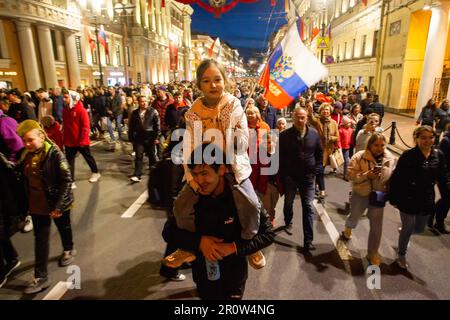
[16,119,43,137]
[333,101,343,110]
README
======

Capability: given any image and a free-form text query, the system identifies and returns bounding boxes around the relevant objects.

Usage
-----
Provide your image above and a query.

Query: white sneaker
[22,215,33,233]
[89,173,101,183]
[169,273,186,281]
[130,176,141,183]
[71,183,77,189]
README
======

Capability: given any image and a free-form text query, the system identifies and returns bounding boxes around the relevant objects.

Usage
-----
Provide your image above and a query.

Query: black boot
[435,224,450,235]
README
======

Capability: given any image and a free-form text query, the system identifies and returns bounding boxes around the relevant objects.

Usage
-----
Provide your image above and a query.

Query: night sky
[190,0,288,61]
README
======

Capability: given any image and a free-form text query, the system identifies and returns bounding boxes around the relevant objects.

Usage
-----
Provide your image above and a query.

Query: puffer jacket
[18,141,73,213]
[348,149,396,197]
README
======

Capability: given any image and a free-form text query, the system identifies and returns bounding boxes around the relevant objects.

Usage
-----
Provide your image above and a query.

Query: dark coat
[259,105,278,129]
[164,104,189,131]
[0,152,27,240]
[172,180,274,293]
[439,132,450,171]
[17,142,74,213]
[7,101,36,123]
[128,107,161,144]
[92,95,108,116]
[389,147,450,215]
[279,125,323,182]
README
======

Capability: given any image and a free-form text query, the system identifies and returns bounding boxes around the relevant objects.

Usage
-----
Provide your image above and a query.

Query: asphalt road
[1,140,449,300]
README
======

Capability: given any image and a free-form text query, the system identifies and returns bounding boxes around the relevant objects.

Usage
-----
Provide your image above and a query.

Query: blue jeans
[342,149,350,177]
[345,192,384,254]
[107,114,123,141]
[283,175,316,244]
[398,212,429,256]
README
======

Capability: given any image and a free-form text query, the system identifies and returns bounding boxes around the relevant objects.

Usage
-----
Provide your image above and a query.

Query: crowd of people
[1,58,450,299]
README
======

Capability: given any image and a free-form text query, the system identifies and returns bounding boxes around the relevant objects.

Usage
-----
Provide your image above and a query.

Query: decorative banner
[169,39,178,71]
[87,30,95,50]
[173,0,267,18]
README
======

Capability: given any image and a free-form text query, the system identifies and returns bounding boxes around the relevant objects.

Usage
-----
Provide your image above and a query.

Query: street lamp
[114,1,135,85]
[79,0,105,86]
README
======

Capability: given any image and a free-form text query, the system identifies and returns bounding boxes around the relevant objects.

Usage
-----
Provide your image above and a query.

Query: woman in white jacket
[341,133,396,266]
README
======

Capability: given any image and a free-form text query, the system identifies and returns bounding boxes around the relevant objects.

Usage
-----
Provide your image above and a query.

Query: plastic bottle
[205,259,220,281]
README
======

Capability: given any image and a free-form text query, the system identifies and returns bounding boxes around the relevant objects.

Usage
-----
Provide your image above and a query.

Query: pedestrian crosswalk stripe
[42,281,70,300]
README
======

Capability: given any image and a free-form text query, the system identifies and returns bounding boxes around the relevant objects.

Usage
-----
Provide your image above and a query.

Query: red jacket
[45,121,64,151]
[249,121,271,194]
[339,126,354,149]
[62,101,91,147]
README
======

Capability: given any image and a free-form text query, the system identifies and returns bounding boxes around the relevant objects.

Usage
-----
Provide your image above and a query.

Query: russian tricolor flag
[259,22,328,109]
[98,29,109,56]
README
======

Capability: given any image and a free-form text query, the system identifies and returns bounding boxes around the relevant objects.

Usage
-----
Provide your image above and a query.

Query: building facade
[0,0,194,91]
[288,0,450,116]
[191,33,245,79]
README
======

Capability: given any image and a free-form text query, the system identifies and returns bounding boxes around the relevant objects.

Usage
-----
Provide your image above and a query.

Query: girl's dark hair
[196,59,229,89]
[187,143,226,172]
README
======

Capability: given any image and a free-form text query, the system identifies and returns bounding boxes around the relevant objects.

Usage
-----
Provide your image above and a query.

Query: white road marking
[121,190,148,218]
[313,199,353,261]
[90,140,102,147]
[314,199,381,300]
[42,281,70,300]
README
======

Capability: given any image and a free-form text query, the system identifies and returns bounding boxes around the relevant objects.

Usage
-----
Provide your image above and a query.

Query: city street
[1,128,449,300]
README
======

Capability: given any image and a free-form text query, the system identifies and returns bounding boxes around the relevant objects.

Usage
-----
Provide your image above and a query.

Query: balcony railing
[0,0,81,31]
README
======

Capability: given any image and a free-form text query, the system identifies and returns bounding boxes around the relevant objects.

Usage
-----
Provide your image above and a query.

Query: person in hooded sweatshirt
[62,90,101,189]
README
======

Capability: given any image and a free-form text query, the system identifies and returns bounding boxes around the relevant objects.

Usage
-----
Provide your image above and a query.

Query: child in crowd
[16,120,76,294]
[339,116,354,181]
[276,117,287,133]
[162,59,266,272]
[41,115,64,151]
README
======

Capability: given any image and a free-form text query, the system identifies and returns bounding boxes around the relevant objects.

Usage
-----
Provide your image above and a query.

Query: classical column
[155,1,162,35]
[55,30,66,62]
[143,0,149,28]
[150,5,156,32]
[15,21,42,90]
[416,6,450,118]
[0,21,10,59]
[37,25,58,89]
[183,15,191,81]
[165,1,172,36]
[161,1,167,38]
[64,31,81,89]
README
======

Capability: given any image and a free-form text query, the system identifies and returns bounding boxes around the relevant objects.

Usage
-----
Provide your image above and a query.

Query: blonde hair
[246,105,262,121]
[318,103,333,115]
[366,132,386,150]
[367,113,381,122]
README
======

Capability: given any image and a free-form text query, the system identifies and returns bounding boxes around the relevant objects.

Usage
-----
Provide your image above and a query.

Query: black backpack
[147,159,174,209]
